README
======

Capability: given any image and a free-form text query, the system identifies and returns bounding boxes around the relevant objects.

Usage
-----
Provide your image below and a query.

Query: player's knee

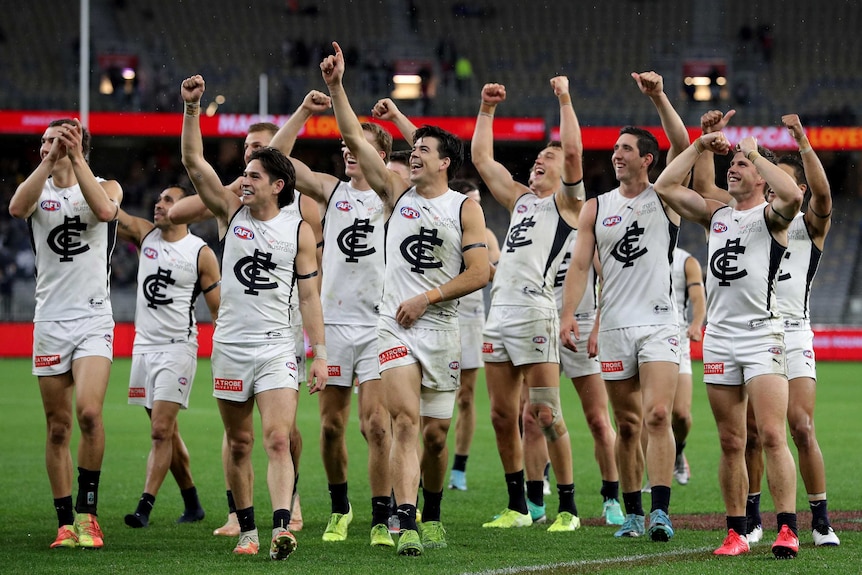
[529,387,566,441]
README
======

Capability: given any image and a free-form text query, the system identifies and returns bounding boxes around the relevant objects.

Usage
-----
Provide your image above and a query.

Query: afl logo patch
[400,206,420,219]
[667,337,679,347]
[143,247,158,259]
[532,336,547,344]
[768,346,783,355]
[803,349,814,359]
[602,215,622,227]
[41,200,61,211]
[336,201,352,212]
[178,377,188,386]
[516,204,528,214]
[286,361,297,370]
[712,222,728,233]
[233,226,254,240]
[449,361,460,370]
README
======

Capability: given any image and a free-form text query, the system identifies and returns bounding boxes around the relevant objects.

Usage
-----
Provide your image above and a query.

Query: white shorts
[419,386,457,419]
[212,341,298,402]
[483,305,560,367]
[129,345,197,409]
[702,322,786,386]
[325,323,380,387]
[292,323,307,384]
[598,324,680,381]
[377,315,461,392]
[32,316,115,376]
[559,316,600,379]
[678,333,692,375]
[783,329,816,381]
[459,321,484,370]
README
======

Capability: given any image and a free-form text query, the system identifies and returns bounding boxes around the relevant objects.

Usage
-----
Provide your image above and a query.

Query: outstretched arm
[180,75,238,225]
[10,131,66,219]
[553,76,585,218]
[633,71,689,164]
[372,98,418,143]
[693,110,735,203]
[783,114,831,242]
[115,208,154,247]
[470,83,526,212]
[737,136,804,232]
[320,41,405,208]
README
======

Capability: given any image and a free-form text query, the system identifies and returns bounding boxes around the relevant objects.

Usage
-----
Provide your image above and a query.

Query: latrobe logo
[128,387,146,398]
[214,378,243,392]
[601,360,624,372]
[379,345,408,363]
[482,342,493,354]
[328,365,342,377]
[34,354,61,367]
[143,247,158,259]
[335,201,352,211]
[233,226,254,240]
[400,206,420,219]
[602,215,622,227]
[704,362,725,374]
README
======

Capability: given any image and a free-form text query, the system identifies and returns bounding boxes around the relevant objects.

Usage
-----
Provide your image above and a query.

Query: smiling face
[153,186,187,229]
[529,145,563,195]
[409,136,449,184]
[611,133,651,184]
[240,159,282,210]
[726,150,765,201]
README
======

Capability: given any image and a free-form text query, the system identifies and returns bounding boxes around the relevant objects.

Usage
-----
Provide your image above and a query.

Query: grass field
[0,358,860,574]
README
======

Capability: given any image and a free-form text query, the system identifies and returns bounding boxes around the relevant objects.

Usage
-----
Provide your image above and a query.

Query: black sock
[226,490,237,514]
[396,504,417,532]
[777,512,798,535]
[505,470,528,514]
[135,492,156,518]
[810,498,830,527]
[54,496,74,527]
[526,480,544,506]
[649,485,671,513]
[181,486,201,512]
[422,488,443,522]
[328,482,349,514]
[601,480,620,502]
[75,467,100,515]
[372,496,391,527]
[236,506,256,532]
[452,453,468,473]
[746,493,761,532]
[273,508,291,531]
[675,440,686,457]
[727,515,747,536]
[622,491,644,516]
[557,483,577,515]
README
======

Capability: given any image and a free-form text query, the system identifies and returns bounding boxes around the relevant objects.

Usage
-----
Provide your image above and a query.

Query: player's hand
[701,109,736,134]
[307,358,328,394]
[372,98,402,122]
[559,316,581,352]
[320,41,345,87]
[57,119,85,163]
[481,83,506,106]
[687,323,703,342]
[550,76,570,97]
[632,71,664,97]
[302,90,332,113]
[781,114,806,143]
[181,75,205,103]
[395,293,429,328]
[701,131,730,155]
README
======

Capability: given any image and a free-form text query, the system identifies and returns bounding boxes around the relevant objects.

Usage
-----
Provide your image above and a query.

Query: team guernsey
[490,192,574,311]
[380,187,466,330]
[215,205,300,344]
[671,247,693,327]
[132,229,206,351]
[594,185,678,331]
[705,203,785,335]
[776,213,821,330]
[28,177,117,321]
[321,181,385,325]
[555,233,596,318]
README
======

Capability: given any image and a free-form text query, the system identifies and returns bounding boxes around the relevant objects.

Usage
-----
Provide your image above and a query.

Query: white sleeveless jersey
[490,192,575,311]
[776,213,821,327]
[215,206,300,344]
[554,233,597,318]
[133,229,207,350]
[380,188,466,330]
[282,193,303,329]
[320,181,385,325]
[458,282,486,324]
[594,185,678,331]
[672,247,693,326]
[706,203,785,335]
[28,177,116,321]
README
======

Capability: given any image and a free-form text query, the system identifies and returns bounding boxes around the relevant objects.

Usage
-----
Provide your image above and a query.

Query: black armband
[771,205,794,223]
[808,205,832,219]
[316,240,325,248]
[201,280,221,294]
[461,242,487,253]
[296,270,319,280]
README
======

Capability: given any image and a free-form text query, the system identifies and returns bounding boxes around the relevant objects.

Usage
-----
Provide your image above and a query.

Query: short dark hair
[388,149,411,167]
[48,118,91,161]
[248,122,279,137]
[619,126,659,171]
[361,122,393,162]
[413,125,463,180]
[777,154,806,187]
[450,178,479,194]
[248,147,296,208]
[166,183,195,198]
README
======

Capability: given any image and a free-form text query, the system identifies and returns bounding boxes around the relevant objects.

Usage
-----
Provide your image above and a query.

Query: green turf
[0,358,859,574]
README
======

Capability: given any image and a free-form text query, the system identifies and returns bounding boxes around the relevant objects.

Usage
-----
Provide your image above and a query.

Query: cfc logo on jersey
[602,215,622,227]
[143,247,158,259]
[712,222,728,233]
[400,206,420,220]
[336,201,353,212]
[233,226,255,240]
[41,200,61,211]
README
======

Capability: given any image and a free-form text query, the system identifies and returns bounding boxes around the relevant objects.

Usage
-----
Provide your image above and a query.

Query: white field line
[461,546,714,575]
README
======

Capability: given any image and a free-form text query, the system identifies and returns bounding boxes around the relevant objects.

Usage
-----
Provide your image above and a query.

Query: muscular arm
[168,195,214,225]
[372,98,418,143]
[197,245,221,324]
[554,76,586,223]
[115,208,154,247]
[9,145,59,219]
[470,83,525,213]
[633,71,690,165]
[560,200,597,351]
[295,222,327,393]
[654,136,726,229]
[684,256,706,342]
[783,114,832,243]
[693,110,735,203]
[485,226,501,282]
